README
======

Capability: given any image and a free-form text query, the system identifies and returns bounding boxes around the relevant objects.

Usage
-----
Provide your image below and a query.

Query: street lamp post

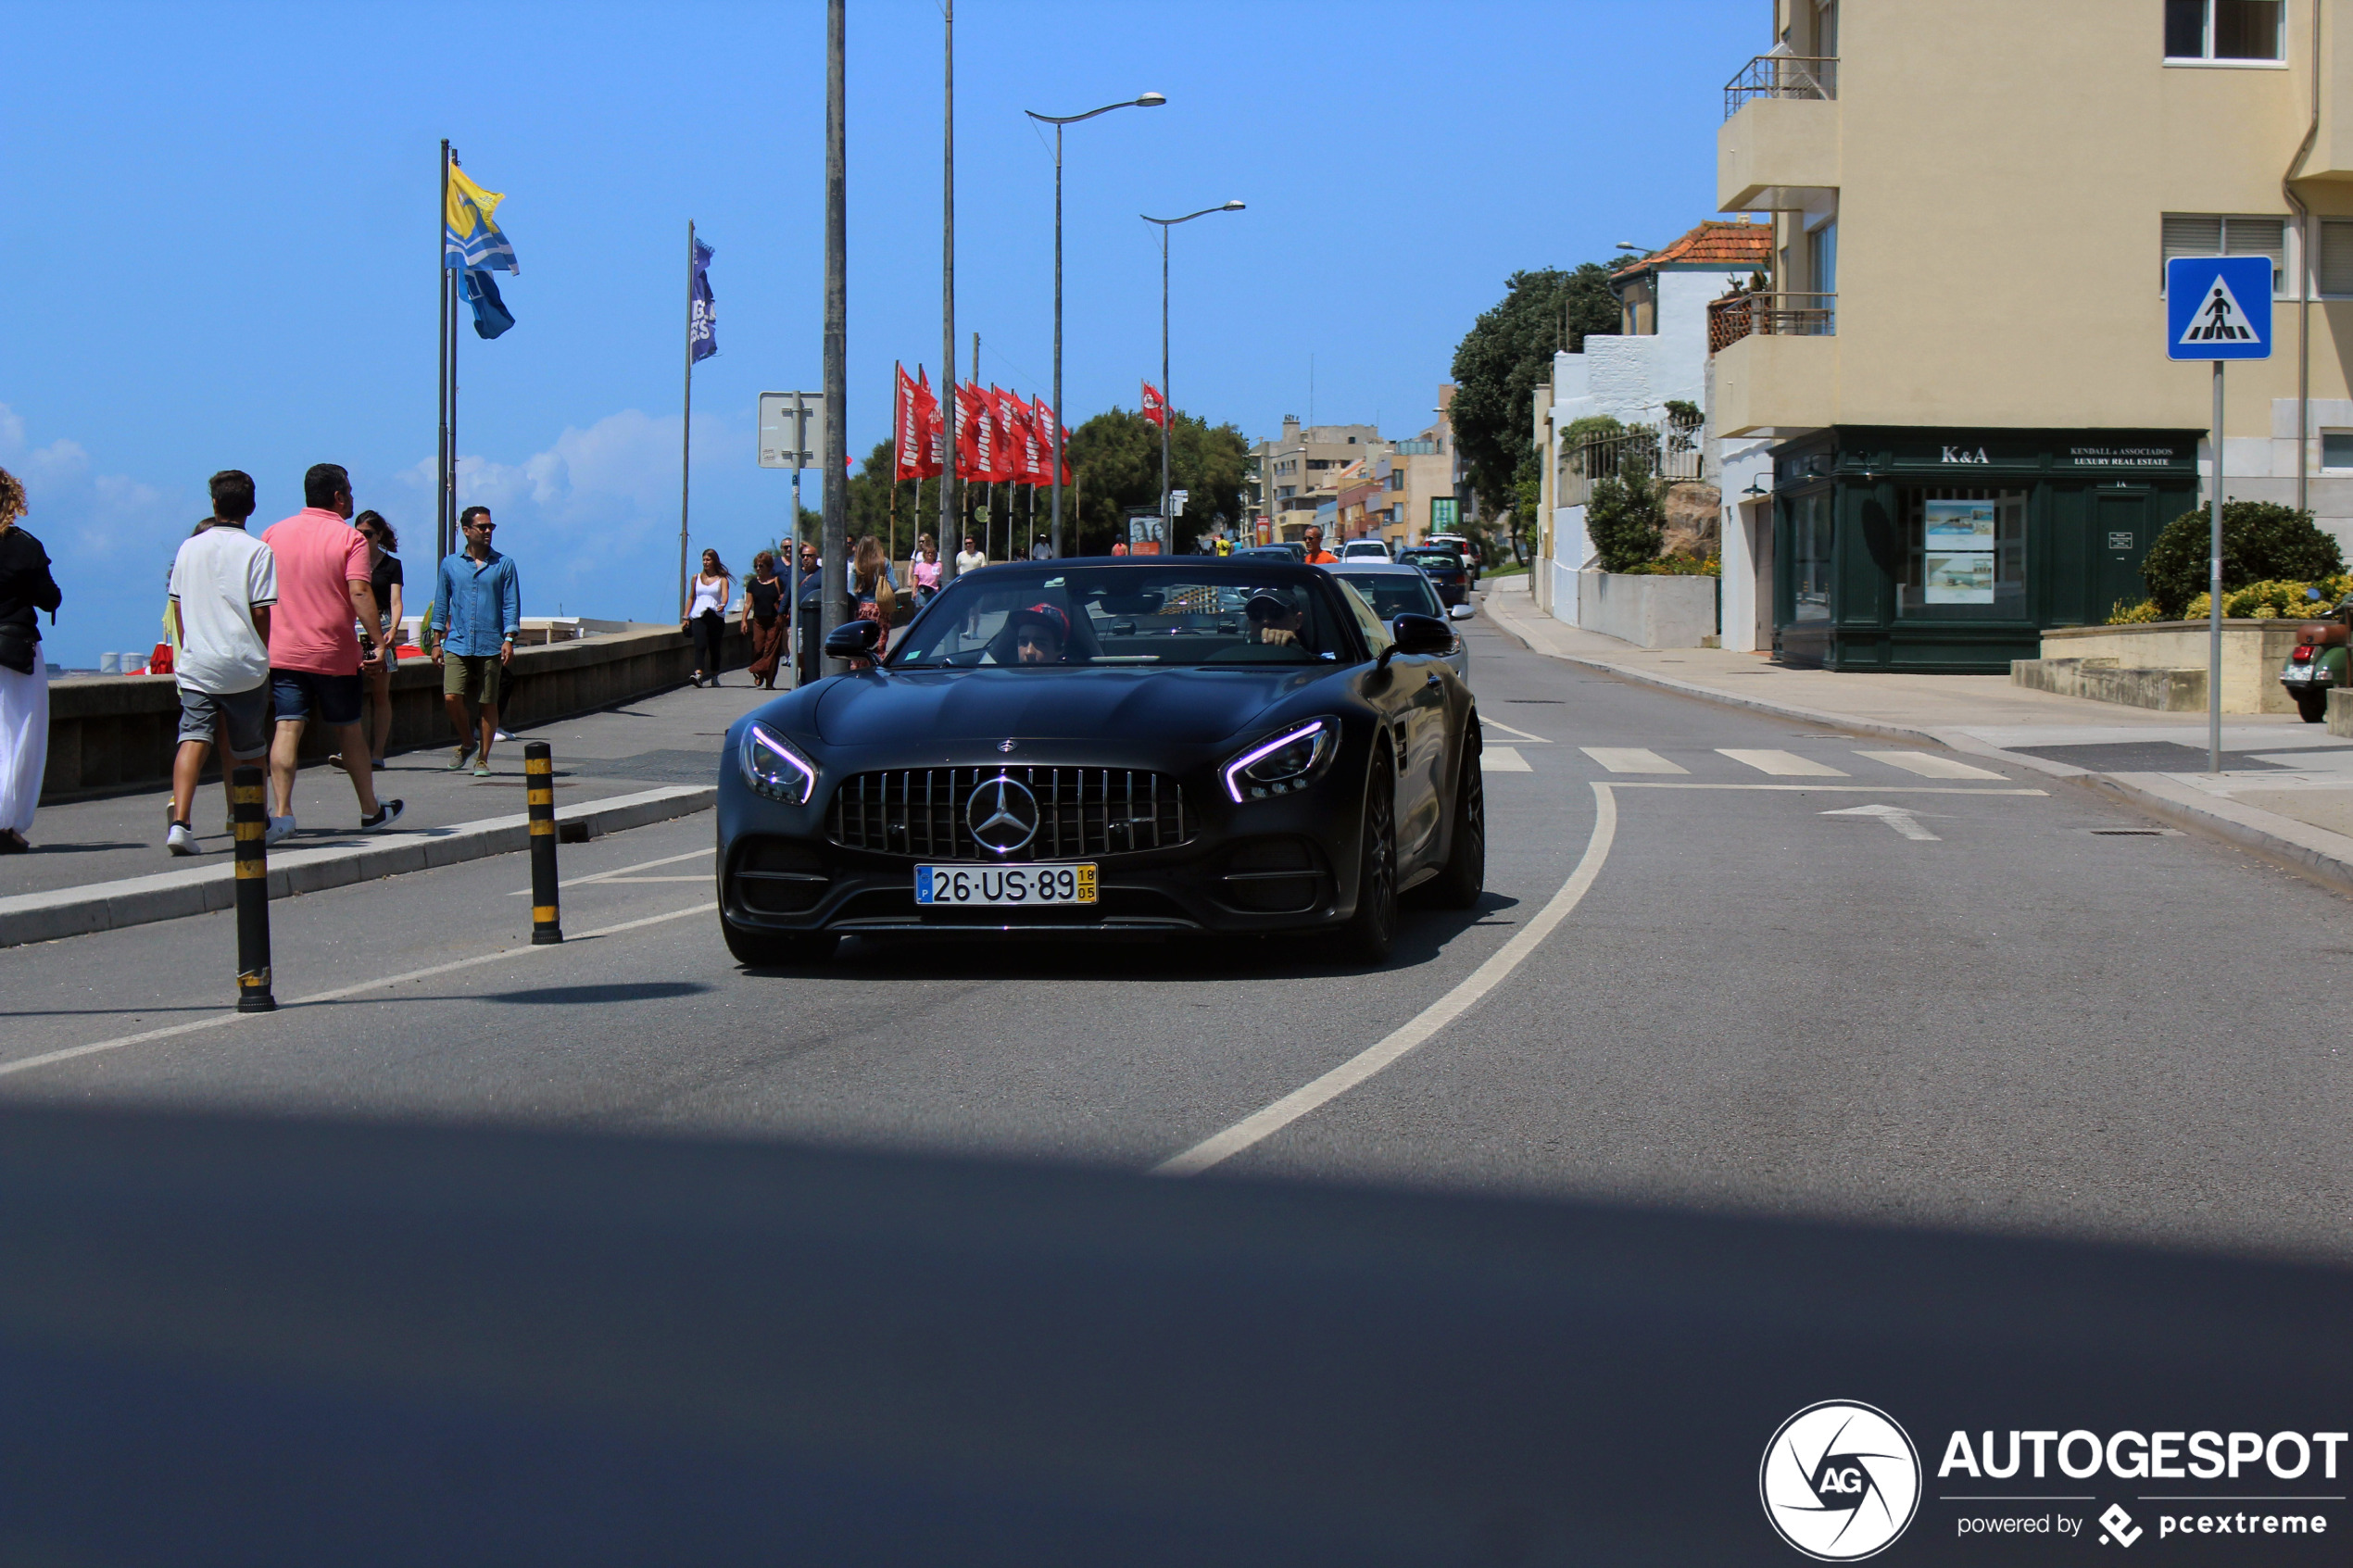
[1025,92,1163,559]
[1141,201,1245,541]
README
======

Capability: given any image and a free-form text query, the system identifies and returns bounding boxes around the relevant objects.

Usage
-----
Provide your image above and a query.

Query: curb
[0,785,715,949]
[1478,598,2353,899]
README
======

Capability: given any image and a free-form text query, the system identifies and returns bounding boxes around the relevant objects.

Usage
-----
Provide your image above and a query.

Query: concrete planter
[38,622,748,806]
[1575,571,1718,649]
[2016,621,2307,715]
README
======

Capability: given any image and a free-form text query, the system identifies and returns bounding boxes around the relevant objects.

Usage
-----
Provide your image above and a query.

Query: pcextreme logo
[1761,1401,1923,1561]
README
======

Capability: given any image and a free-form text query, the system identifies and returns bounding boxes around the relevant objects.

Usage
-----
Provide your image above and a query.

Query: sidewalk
[1,679,769,946]
[1482,578,2353,897]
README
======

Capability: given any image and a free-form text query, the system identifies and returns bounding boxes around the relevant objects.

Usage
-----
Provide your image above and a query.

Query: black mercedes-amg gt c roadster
[716,557,1482,966]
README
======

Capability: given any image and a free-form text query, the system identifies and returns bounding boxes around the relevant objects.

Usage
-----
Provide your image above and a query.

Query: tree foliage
[2140,500,2344,619]
[1585,450,1667,573]
[1448,263,1622,525]
[1060,407,1250,554]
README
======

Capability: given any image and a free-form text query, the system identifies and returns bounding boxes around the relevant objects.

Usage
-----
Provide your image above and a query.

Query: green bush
[1626,553,1719,577]
[2139,501,2343,618]
[2106,598,2164,624]
[1586,450,1667,573]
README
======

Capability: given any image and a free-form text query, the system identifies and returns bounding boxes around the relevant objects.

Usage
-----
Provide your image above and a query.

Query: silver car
[1326,561,1473,686]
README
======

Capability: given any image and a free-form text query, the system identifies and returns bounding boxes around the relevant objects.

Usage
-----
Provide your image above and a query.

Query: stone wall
[38,622,749,805]
[2031,621,2308,715]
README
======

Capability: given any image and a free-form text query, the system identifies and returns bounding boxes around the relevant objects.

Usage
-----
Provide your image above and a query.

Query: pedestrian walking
[259,463,403,842]
[742,550,786,689]
[430,505,521,776]
[0,465,62,856]
[333,510,402,772]
[685,548,731,687]
[795,541,823,684]
[164,470,276,856]
[955,533,988,576]
[912,537,941,606]
[849,535,896,669]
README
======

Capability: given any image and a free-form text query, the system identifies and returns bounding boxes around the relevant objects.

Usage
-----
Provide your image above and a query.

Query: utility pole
[973,329,982,558]
[938,0,958,585]
[821,0,849,671]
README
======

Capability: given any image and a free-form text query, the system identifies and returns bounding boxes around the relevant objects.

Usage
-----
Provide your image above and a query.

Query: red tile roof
[1611,220,1772,280]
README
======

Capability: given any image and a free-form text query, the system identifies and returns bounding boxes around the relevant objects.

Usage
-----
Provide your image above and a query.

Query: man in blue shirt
[430,507,522,775]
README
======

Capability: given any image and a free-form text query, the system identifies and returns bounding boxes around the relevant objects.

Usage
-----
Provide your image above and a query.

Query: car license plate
[916,863,1097,906]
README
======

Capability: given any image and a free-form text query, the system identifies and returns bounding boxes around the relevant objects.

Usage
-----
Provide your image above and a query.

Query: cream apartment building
[1715,0,2353,670]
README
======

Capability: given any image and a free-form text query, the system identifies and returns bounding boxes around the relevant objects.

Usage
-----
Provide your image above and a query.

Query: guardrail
[1723,52,1836,117]
[1707,290,1836,352]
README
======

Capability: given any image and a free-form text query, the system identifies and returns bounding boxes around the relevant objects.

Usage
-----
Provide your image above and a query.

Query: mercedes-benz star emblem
[966,773,1039,854]
[997,739,1017,753]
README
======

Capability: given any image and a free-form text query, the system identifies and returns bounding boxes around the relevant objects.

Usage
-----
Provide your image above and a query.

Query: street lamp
[1141,200,1245,541]
[1025,91,1164,558]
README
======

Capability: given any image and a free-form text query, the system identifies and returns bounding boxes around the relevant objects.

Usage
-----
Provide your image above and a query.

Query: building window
[2318,220,2353,296]
[1788,490,1833,622]
[1899,488,2028,620]
[1386,470,1404,492]
[2162,213,2287,295]
[1806,220,1838,296]
[2165,0,2284,61]
[2322,433,2353,470]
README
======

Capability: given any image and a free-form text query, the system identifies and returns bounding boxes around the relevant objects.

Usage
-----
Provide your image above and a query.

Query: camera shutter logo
[1759,1401,1921,1561]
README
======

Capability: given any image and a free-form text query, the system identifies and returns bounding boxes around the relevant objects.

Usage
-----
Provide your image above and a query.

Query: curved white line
[1153,781,1619,1177]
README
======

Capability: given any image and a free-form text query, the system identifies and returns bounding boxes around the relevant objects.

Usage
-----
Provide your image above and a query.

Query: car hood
[812,666,1328,747]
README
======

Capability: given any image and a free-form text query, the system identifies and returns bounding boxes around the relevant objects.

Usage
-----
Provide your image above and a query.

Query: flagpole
[821,0,850,672]
[436,140,450,565]
[679,220,696,624]
[447,238,459,563]
[938,0,957,587]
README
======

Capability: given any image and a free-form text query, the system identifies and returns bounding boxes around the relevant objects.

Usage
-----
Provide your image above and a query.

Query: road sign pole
[2210,359,2224,774]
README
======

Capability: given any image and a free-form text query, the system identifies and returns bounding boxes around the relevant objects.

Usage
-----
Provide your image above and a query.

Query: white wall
[1716,439,1773,652]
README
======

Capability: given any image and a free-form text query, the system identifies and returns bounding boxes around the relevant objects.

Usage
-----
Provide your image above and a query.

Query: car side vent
[827,768,1192,860]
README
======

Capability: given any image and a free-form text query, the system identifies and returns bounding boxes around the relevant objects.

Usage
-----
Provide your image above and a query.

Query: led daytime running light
[1222,720,1329,804]
[740,721,818,805]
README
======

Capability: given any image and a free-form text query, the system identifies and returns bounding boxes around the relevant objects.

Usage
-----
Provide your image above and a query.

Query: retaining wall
[1575,571,1718,649]
[2025,621,2308,715]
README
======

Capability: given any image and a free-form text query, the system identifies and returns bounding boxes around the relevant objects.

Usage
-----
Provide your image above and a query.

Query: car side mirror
[1389,612,1456,658]
[824,620,882,659]
[1448,603,1475,621]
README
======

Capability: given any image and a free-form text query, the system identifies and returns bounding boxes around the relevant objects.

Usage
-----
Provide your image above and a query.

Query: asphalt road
[6,613,2349,1262]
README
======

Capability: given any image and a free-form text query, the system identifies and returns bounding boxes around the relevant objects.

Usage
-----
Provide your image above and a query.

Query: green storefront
[1771,426,2203,672]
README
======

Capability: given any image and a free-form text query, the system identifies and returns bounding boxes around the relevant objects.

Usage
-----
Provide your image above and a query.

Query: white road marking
[1856,749,2005,781]
[1822,803,1941,841]
[1718,748,1848,777]
[1481,746,1532,773]
[0,903,715,1082]
[1613,783,2044,795]
[1478,717,1554,745]
[1155,782,1620,1178]
[1580,746,1687,774]
[508,847,714,896]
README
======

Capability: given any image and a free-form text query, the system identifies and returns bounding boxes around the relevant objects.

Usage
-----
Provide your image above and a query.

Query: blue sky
[0,0,1754,667]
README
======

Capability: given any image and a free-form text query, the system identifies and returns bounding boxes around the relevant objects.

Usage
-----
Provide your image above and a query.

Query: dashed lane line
[0,903,714,1082]
[508,847,714,896]
[1154,781,1620,1178]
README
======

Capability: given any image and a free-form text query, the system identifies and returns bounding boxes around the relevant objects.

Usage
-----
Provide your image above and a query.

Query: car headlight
[1223,719,1335,803]
[739,721,818,805]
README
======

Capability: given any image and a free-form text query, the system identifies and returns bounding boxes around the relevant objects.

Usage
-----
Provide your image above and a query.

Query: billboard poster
[1923,499,1995,604]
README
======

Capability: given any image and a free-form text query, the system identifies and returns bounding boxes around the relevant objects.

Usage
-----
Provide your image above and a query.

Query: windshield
[1333,571,1441,621]
[1400,548,1460,570]
[887,564,1358,669]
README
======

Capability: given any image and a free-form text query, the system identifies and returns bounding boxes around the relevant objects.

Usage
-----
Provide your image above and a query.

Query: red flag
[892,364,922,480]
[954,381,988,481]
[1033,398,1072,485]
[1141,380,1167,428]
[987,387,1020,483]
[914,370,942,478]
[1009,395,1042,483]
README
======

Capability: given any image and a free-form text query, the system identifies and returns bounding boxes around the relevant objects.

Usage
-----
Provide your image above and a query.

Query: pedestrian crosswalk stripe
[1717,748,1848,777]
[1855,749,2004,780]
[1580,746,1687,774]
[1481,746,1532,772]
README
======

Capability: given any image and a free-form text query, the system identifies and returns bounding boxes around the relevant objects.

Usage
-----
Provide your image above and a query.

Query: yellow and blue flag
[445,159,519,274]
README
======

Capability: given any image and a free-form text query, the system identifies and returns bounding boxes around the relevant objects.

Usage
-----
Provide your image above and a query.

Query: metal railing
[1724,54,1837,117]
[1707,291,1836,352]
[1559,428,1705,508]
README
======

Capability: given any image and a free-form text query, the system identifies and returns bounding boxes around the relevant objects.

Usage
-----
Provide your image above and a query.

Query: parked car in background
[1339,539,1391,561]
[1425,533,1479,584]
[1327,562,1473,686]
[1399,545,1470,607]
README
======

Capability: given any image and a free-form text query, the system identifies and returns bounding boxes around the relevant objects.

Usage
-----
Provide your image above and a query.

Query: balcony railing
[1707,291,1836,353]
[1723,54,1837,118]
[1560,427,1705,508]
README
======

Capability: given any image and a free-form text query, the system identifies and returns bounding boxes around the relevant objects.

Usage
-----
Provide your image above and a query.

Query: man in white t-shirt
[955,534,987,576]
[164,470,277,856]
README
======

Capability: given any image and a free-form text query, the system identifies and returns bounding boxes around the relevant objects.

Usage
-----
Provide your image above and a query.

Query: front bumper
[718,734,1376,940]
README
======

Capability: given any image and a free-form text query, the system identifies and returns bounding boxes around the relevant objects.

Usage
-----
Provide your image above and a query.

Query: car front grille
[826,767,1194,860]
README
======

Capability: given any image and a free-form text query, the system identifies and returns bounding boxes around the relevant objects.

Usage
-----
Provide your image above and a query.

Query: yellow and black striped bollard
[526,741,562,944]
[231,765,276,1012]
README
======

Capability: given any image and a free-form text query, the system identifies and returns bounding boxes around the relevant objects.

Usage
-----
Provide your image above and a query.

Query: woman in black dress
[742,550,786,688]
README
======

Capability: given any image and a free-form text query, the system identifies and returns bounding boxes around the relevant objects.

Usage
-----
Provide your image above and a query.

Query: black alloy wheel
[721,910,839,968]
[2296,688,2329,723]
[1427,729,1485,910]
[1334,755,1398,965]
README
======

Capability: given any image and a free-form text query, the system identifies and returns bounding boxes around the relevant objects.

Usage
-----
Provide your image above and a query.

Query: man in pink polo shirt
[259,462,403,844]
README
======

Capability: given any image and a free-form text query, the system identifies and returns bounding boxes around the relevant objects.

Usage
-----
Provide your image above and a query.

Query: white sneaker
[264,815,296,847]
[166,822,200,857]
[494,728,517,742]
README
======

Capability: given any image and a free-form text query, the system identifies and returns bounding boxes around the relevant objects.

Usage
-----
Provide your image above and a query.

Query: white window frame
[2161,212,2295,298]
[2320,431,2353,473]
[2163,0,2288,67]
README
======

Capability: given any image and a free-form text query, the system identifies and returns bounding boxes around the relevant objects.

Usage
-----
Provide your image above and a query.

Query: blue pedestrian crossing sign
[2167,255,2272,360]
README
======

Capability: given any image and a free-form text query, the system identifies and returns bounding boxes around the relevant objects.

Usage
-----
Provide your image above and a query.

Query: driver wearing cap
[1246,591,1305,646]
[1008,602,1070,664]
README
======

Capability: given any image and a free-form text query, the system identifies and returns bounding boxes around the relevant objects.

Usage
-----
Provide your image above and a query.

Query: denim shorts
[177,681,271,757]
[270,668,363,728]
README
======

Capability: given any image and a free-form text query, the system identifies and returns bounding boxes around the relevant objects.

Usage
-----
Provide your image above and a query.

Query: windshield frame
[884,558,1372,671]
